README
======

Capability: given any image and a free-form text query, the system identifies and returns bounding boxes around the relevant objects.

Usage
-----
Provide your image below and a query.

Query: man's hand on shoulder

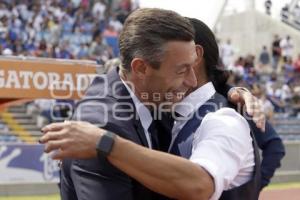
[228,87,266,132]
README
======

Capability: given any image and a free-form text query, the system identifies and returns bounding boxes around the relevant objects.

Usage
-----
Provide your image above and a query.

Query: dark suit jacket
[60,67,156,200]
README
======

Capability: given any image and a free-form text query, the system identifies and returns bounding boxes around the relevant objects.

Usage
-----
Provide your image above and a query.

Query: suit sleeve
[248,120,285,189]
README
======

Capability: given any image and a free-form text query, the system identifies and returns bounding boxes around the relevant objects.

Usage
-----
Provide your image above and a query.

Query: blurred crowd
[0,0,140,128]
[0,0,139,64]
[0,0,299,125]
[265,0,300,26]
[280,2,300,25]
[219,35,300,122]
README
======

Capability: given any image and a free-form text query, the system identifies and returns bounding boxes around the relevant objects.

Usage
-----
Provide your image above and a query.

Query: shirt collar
[174,82,216,117]
[120,78,153,131]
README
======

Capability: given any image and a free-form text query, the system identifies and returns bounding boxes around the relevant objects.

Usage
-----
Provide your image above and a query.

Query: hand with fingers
[228,87,266,132]
[39,121,104,160]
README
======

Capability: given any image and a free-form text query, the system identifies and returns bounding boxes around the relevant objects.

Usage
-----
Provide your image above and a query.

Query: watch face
[97,131,115,157]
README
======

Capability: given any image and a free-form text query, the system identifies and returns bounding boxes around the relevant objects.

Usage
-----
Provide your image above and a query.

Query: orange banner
[0,58,98,99]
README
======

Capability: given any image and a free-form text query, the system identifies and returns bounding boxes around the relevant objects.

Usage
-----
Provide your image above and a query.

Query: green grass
[0,194,59,200]
[264,182,300,190]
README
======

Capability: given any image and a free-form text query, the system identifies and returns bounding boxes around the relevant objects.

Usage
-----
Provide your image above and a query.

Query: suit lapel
[108,67,149,148]
[133,118,149,148]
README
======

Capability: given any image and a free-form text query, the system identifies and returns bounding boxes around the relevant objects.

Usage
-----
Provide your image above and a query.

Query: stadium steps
[12,124,40,132]
[15,118,37,126]
[0,104,46,143]
[8,113,33,120]
[0,115,18,143]
[7,105,27,113]
[272,117,300,137]
[0,111,38,144]
[0,128,21,143]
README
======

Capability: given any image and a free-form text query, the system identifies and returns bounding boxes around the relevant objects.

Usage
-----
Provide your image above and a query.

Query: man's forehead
[164,40,196,56]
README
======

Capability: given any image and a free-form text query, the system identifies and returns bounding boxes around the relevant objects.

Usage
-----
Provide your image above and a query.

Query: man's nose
[184,67,197,88]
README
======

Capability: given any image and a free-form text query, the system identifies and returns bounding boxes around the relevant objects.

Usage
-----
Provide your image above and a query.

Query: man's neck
[119,70,150,107]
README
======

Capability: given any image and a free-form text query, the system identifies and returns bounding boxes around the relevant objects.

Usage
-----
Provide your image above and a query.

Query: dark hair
[188,18,229,89]
[119,8,195,71]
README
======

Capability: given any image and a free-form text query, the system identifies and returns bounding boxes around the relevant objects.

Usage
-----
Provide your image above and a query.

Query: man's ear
[196,45,204,61]
[131,58,147,79]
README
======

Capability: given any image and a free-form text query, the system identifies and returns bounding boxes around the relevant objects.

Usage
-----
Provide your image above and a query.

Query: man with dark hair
[119,8,195,71]
[46,8,199,200]
[187,18,285,190]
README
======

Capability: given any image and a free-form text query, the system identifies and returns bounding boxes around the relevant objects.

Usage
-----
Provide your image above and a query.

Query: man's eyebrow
[175,57,198,69]
[175,63,190,69]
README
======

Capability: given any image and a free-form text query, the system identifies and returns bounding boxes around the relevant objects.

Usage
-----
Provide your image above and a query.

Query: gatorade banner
[0,58,98,99]
[0,144,59,183]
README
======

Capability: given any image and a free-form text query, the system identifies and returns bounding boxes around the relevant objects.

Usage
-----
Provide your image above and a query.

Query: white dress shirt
[171,82,255,200]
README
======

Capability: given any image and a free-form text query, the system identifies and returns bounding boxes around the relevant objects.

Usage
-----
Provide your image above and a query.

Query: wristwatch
[96,131,116,158]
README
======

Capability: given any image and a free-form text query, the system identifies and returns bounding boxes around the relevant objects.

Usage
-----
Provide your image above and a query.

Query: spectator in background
[282,81,294,115]
[53,99,75,121]
[108,14,123,33]
[119,0,132,13]
[267,81,286,113]
[281,4,290,22]
[36,39,48,57]
[2,47,12,56]
[265,73,283,113]
[88,31,112,64]
[280,35,294,62]
[76,43,89,59]
[265,0,272,15]
[102,24,119,57]
[220,39,234,69]
[115,0,132,23]
[244,68,258,87]
[34,99,56,128]
[57,41,73,59]
[231,56,245,77]
[92,0,106,21]
[271,34,281,71]
[294,54,300,73]
[244,54,255,70]
[283,58,296,84]
[258,46,271,74]
[0,3,10,19]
